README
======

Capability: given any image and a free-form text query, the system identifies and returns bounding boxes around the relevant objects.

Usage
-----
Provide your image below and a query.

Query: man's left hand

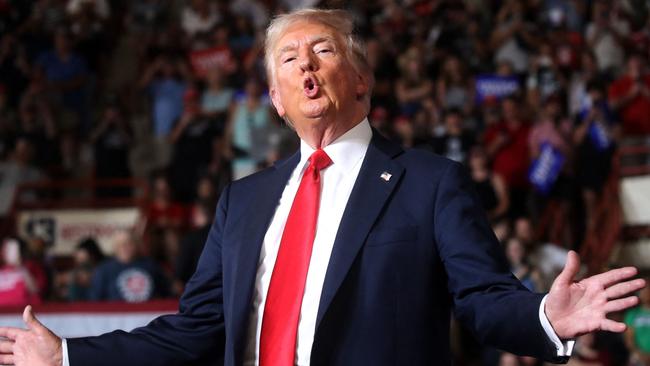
[545,251,646,340]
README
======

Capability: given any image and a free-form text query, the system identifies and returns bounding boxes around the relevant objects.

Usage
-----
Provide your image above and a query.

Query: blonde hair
[264,8,374,101]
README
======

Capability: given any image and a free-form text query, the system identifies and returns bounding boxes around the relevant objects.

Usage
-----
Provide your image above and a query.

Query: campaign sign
[529,143,565,194]
[475,75,520,104]
[588,122,611,151]
[189,46,234,78]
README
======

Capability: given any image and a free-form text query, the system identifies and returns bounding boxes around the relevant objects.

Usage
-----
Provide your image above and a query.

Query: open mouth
[303,76,319,98]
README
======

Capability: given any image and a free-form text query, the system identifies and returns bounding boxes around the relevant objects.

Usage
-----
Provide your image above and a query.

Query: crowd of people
[0,0,649,365]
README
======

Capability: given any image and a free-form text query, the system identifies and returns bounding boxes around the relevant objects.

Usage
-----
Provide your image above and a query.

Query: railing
[580,139,650,274]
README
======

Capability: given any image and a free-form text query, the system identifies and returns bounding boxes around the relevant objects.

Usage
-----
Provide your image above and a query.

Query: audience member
[181,0,221,38]
[574,80,618,229]
[0,138,44,217]
[140,172,187,232]
[395,47,432,117]
[585,0,627,76]
[226,77,272,179]
[138,55,190,139]
[0,238,41,307]
[33,27,89,132]
[484,96,531,217]
[428,108,475,164]
[200,67,234,130]
[89,95,133,197]
[169,87,221,203]
[64,237,105,301]
[468,146,509,221]
[608,54,650,136]
[89,230,169,302]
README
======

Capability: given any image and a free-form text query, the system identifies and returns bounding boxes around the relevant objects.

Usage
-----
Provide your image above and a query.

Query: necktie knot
[308,149,332,172]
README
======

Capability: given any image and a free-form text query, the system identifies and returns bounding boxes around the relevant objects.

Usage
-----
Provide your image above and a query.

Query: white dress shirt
[62,118,573,366]
[243,118,373,365]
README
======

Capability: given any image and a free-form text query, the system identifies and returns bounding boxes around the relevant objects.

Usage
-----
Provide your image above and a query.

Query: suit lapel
[315,131,404,329]
[229,151,300,362]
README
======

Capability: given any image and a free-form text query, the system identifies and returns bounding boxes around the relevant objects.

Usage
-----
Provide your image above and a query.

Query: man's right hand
[0,305,63,366]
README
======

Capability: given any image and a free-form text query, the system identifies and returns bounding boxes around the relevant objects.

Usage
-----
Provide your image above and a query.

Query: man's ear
[355,72,369,100]
[270,88,286,117]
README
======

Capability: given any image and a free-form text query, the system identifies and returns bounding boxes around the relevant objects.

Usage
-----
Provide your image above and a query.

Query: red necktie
[260,149,333,366]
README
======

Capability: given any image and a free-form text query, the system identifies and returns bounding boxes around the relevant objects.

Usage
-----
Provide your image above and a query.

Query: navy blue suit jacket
[68,131,567,365]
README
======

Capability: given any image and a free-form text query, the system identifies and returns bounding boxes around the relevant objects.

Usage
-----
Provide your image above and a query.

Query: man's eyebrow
[307,35,337,46]
[277,35,337,56]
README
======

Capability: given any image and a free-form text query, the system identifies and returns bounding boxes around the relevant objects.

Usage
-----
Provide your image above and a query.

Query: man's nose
[298,52,317,72]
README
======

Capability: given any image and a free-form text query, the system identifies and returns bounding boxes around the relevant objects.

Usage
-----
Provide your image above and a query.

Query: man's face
[269,21,368,139]
[114,233,136,264]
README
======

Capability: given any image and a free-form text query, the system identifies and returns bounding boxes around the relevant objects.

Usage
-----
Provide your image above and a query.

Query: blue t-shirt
[35,50,88,107]
[89,258,169,302]
[150,79,186,137]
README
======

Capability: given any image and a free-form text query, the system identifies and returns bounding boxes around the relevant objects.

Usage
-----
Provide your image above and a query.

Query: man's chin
[298,103,330,120]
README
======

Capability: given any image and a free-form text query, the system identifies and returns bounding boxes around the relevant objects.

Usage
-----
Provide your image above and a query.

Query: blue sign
[475,75,520,104]
[588,121,611,151]
[529,143,565,194]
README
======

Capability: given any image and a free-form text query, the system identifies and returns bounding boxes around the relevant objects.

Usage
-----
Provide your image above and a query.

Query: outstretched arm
[0,185,232,366]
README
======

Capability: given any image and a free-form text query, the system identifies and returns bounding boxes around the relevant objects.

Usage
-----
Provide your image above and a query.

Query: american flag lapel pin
[380,171,392,182]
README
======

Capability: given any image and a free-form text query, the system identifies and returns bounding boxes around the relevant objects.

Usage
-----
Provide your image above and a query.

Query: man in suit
[0,8,645,366]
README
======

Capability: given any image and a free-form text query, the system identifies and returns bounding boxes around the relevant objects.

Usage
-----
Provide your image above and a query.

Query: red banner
[189,46,235,77]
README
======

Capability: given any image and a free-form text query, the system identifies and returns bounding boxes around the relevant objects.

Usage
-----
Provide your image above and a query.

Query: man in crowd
[89,230,169,303]
[609,53,650,136]
[0,9,645,366]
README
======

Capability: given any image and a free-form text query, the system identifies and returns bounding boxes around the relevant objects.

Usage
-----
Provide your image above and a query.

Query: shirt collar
[298,118,372,175]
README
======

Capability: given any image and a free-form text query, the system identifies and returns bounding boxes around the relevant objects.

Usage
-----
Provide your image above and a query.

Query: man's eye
[317,49,331,54]
[283,57,296,63]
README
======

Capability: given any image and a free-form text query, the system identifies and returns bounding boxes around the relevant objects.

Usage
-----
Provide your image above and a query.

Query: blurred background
[0,0,649,365]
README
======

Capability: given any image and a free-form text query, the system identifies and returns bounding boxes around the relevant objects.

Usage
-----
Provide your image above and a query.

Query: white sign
[620,175,650,225]
[16,208,139,255]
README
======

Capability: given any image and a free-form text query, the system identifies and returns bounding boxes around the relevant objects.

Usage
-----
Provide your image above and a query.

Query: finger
[605,296,639,313]
[555,250,580,286]
[0,353,14,365]
[588,266,638,288]
[606,278,646,299]
[23,305,44,332]
[600,319,627,333]
[0,339,14,353]
[0,327,23,340]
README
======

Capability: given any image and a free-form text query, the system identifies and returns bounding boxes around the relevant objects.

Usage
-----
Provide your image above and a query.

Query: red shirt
[484,121,531,188]
[145,201,187,230]
[0,266,41,307]
[608,75,650,135]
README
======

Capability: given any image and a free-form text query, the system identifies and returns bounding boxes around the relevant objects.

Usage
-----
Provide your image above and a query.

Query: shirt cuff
[62,338,70,366]
[539,294,575,357]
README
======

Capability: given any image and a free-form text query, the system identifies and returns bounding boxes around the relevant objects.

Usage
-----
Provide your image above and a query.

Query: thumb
[555,250,580,286]
[23,305,44,331]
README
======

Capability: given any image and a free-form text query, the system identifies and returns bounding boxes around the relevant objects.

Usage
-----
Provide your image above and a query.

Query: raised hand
[545,251,646,340]
[0,305,62,366]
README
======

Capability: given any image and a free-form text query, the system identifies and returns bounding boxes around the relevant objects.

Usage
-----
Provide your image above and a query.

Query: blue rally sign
[475,74,520,104]
[529,142,565,194]
[588,121,611,151]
